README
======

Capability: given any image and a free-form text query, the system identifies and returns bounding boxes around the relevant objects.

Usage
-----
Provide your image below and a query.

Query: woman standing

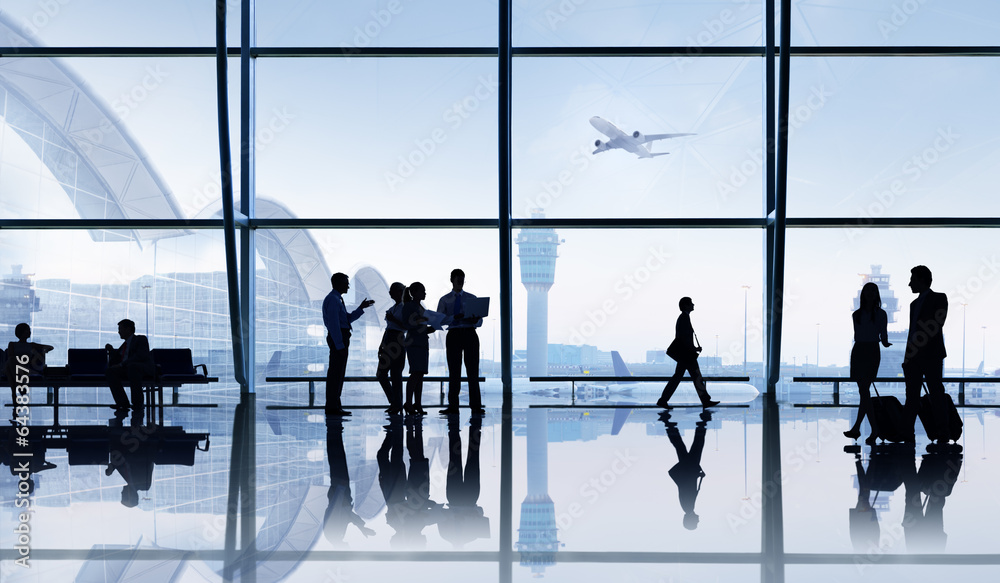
[845,282,891,445]
[657,297,719,409]
[401,282,434,415]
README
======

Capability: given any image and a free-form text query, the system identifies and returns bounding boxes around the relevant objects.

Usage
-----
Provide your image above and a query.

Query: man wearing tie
[902,265,948,440]
[437,269,484,415]
[323,272,374,416]
[106,319,155,412]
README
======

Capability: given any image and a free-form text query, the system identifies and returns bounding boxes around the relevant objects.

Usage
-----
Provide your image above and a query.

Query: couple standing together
[846,265,949,445]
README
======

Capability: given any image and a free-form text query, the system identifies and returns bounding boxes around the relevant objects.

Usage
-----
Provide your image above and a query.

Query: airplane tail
[611,351,632,377]
[976,360,984,375]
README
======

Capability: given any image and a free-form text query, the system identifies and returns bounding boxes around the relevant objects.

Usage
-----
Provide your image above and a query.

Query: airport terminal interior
[2,2,1000,582]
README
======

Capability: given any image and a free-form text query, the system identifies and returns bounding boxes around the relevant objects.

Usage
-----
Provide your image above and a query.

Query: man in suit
[902,265,948,440]
[106,319,155,413]
[323,272,374,416]
[437,268,484,416]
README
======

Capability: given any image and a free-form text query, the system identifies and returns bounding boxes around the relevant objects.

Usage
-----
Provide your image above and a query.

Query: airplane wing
[640,133,696,143]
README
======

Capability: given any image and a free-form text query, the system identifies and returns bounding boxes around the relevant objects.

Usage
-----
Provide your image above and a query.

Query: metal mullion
[511,218,767,229]
[250,218,499,229]
[499,1,514,582]
[0,219,224,229]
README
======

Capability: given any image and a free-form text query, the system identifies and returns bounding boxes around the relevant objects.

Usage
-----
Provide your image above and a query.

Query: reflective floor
[2,382,999,582]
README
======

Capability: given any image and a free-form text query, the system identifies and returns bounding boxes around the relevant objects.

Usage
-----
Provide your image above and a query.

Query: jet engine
[594,139,602,147]
[632,130,643,141]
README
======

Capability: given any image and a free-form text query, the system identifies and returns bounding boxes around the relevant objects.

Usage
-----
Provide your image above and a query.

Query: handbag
[666,334,701,362]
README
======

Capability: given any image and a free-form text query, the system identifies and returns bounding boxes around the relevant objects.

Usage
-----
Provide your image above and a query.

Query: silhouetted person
[106,422,156,507]
[6,323,53,405]
[391,415,441,548]
[377,282,407,415]
[402,282,434,416]
[323,272,374,416]
[105,319,155,413]
[902,265,947,441]
[438,269,484,415]
[662,410,711,530]
[324,416,374,545]
[846,282,891,445]
[658,297,718,409]
[439,414,489,548]
[904,448,962,552]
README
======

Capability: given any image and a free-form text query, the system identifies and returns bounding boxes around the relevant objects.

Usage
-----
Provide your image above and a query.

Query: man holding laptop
[437,268,488,416]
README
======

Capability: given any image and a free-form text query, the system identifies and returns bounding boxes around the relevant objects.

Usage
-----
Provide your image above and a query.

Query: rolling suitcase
[870,383,912,443]
[918,384,963,443]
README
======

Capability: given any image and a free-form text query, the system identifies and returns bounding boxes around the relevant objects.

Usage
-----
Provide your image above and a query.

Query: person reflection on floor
[106,423,156,508]
[387,415,442,549]
[324,417,374,546]
[439,414,489,548]
[662,410,710,530]
[848,454,881,553]
[904,446,963,552]
[378,415,408,543]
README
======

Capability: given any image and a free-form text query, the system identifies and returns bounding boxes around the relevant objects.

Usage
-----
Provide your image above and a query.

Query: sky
[1,1,999,368]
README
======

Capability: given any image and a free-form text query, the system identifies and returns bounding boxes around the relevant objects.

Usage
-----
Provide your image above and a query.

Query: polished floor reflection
[2,383,999,582]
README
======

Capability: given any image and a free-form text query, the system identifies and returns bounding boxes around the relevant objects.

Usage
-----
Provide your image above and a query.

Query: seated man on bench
[106,319,155,413]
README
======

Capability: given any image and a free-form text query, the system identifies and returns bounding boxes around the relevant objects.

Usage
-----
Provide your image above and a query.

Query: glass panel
[781,407,998,554]
[255,228,500,384]
[513,228,765,385]
[255,411,502,552]
[790,0,1000,47]
[513,57,764,219]
[787,57,1000,218]
[0,57,233,220]
[513,407,763,553]
[0,0,237,46]
[782,229,1000,377]
[255,58,498,219]
[255,0,498,47]
[0,229,235,384]
[513,0,764,47]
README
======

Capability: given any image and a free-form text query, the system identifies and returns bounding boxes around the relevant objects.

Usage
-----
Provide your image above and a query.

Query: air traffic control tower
[516,210,562,377]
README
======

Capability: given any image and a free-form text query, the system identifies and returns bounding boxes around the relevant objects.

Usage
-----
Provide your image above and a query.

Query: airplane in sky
[590,116,695,159]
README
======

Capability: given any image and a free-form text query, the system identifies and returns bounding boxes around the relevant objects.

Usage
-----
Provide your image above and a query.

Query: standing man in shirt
[437,269,484,415]
[902,265,948,440]
[324,272,374,416]
[106,318,155,413]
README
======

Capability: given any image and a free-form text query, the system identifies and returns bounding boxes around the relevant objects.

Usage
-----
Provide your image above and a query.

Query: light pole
[142,284,151,335]
[815,323,820,376]
[983,326,988,373]
[741,285,751,374]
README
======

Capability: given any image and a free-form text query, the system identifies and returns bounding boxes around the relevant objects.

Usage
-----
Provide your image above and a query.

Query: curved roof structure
[198,197,333,304]
[0,15,185,241]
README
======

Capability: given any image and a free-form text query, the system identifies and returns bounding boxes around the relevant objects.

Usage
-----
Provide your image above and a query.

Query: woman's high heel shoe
[844,429,861,440]
[865,434,878,446]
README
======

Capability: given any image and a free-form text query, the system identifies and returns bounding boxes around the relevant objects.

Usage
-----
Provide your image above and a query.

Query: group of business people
[846,264,950,445]
[323,268,484,417]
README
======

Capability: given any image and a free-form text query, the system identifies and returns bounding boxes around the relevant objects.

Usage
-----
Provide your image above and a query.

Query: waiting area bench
[6,348,217,424]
